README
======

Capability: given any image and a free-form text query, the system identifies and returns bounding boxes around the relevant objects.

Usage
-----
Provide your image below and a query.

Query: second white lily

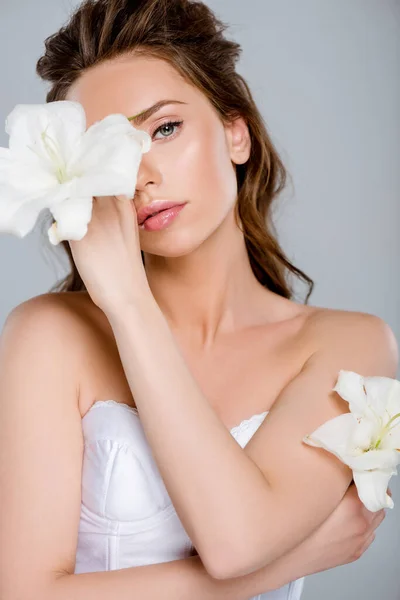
[303,370,400,512]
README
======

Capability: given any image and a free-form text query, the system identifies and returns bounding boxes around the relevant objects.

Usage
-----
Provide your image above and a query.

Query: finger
[359,507,379,531]
[92,195,129,219]
[91,195,110,216]
[363,487,392,516]
[116,194,134,202]
[363,531,376,552]
[93,195,117,208]
[371,510,386,529]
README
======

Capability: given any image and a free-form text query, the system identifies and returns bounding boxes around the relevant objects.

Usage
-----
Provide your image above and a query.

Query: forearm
[47,543,312,600]
[105,297,271,574]
[50,556,235,600]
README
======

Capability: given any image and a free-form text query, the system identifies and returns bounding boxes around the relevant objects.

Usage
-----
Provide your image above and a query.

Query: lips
[142,208,167,223]
[137,201,187,225]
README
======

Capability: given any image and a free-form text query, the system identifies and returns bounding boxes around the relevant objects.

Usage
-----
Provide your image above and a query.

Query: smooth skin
[0,54,398,599]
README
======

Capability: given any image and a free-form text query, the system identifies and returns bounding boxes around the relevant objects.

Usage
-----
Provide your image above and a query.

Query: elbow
[193,519,273,580]
[206,536,277,580]
[211,561,261,581]
[203,545,262,581]
[196,524,271,580]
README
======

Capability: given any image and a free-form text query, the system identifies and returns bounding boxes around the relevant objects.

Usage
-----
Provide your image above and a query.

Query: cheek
[139,129,238,255]
[170,128,237,209]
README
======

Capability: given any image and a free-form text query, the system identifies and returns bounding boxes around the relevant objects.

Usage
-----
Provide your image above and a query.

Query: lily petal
[132,127,152,153]
[4,202,46,238]
[69,113,149,171]
[363,376,400,417]
[353,469,396,512]
[2,152,59,197]
[333,370,368,418]
[350,417,381,451]
[68,115,150,198]
[346,448,400,472]
[0,186,52,238]
[5,101,86,157]
[0,179,77,239]
[74,136,143,199]
[303,412,356,463]
[1,104,85,197]
[384,379,400,421]
[49,196,93,244]
[0,145,59,205]
[380,424,400,451]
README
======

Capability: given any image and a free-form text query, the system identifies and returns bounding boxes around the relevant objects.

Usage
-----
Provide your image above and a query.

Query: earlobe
[227,117,251,165]
[234,142,251,165]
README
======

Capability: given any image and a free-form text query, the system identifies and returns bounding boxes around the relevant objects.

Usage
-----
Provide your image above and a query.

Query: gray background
[0,1,399,598]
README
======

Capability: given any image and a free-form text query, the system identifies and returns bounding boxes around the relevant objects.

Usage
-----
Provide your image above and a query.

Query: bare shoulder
[2,292,97,413]
[3,291,92,342]
[302,305,399,377]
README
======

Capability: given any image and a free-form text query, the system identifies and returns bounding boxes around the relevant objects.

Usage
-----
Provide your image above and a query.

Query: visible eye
[152,120,183,141]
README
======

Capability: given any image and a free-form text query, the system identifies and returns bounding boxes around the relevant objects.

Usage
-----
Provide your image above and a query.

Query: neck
[143,211,275,350]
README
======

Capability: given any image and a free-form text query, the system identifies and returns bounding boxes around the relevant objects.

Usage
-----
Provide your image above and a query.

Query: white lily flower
[303,370,400,512]
[0,101,151,245]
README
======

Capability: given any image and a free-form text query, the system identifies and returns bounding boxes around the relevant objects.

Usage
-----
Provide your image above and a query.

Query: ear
[225,116,251,165]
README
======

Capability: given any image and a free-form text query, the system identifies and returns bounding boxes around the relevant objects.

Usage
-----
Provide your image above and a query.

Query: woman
[0,1,397,599]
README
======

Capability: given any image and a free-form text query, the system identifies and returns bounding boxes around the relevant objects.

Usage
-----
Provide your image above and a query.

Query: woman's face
[66,54,250,257]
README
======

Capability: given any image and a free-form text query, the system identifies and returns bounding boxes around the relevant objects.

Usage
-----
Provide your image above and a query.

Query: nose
[135,151,162,194]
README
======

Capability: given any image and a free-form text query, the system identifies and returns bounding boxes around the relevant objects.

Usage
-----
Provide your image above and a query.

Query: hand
[68,195,151,314]
[298,482,390,574]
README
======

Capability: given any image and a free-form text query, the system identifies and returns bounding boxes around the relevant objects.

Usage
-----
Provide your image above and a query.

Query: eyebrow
[128,100,188,126]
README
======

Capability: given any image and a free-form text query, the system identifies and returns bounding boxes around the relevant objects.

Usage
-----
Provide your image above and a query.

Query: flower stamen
[41,126,68,183]
[373,412,400,449]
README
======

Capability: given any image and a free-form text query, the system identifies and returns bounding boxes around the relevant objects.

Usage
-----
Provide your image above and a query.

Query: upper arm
[239,312,399,575]
[0,296,86,599]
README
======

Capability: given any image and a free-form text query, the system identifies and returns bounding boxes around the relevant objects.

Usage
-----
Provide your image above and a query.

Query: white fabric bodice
[75,400,305,600]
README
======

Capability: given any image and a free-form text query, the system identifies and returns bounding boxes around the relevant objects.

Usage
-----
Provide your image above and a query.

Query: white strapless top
[76,400,305,600]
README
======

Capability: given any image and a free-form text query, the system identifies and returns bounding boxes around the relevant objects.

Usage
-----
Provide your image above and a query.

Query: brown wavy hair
[36,0,314,303]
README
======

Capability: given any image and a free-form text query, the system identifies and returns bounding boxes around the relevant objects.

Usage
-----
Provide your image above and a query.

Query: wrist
[103,286,160,325]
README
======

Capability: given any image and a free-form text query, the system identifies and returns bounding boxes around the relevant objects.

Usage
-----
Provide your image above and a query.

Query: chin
[142,230,207,258]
